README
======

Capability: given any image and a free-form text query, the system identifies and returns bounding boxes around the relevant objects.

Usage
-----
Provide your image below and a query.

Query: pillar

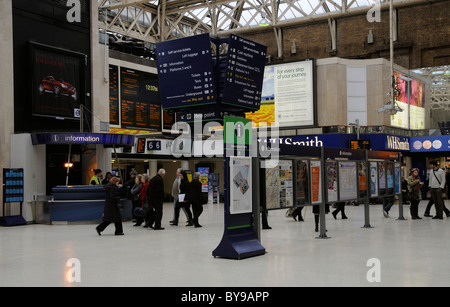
[149,160,158,178]
[0,0,15,216]
[181,160,189,171]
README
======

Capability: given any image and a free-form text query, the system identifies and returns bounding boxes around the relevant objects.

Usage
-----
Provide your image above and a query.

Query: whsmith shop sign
[261,134,410,152]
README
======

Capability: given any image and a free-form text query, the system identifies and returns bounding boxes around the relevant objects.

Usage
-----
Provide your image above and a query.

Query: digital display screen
[120,67,161,131]
[109,65,119,125]
[163,109,176,130]
[349,140,371,150]
[136,138,146,153]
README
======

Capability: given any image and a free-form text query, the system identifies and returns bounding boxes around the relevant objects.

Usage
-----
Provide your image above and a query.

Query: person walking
[134,174,149,227]
[424,169,450,217]
[147,169,166,230]
[408,168,424,219]
[170,171,193,226]
[332,202,348,220]
[95,177,124,236]
[428,161,446,220]
[189,172,206,228]
[382,196,395,218]
[291,206,304,222]
[130,174,143,221]
[170,168,190,224]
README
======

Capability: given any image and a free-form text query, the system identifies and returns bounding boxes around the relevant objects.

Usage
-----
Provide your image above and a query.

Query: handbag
[133,201,150,217]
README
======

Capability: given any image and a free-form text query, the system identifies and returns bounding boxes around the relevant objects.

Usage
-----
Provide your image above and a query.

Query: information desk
[49,186,132,222]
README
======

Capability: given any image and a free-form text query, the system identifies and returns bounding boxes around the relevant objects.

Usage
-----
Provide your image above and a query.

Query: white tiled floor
[1,200,450,287]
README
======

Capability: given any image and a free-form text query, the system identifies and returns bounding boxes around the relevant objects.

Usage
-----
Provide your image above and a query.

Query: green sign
[223,116,253,156]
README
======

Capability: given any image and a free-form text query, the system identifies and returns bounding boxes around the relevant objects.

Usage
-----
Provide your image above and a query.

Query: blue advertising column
[212,117,265,260]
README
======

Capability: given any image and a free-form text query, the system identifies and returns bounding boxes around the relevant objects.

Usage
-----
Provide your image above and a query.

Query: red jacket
[139,181,149,208]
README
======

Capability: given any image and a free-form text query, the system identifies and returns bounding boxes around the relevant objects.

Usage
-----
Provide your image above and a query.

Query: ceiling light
[259,13,270,27]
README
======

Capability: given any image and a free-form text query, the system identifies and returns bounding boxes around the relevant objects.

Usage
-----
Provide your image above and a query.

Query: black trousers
[97,221,123,234]
[424,198,450,216]
[174,201,193,223]
[292,207,304,220]
[332,202,346,217]
[149,201,164,228]
[191,203,203,226]
[410,198,420,218]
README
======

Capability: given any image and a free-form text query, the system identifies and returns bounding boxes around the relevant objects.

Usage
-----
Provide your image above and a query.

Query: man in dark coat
[147,169,166,230]
[189,172,205,228]
[96,177,124,236]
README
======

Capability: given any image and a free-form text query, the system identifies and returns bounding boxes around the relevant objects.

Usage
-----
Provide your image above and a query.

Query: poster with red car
[31,44,84,119]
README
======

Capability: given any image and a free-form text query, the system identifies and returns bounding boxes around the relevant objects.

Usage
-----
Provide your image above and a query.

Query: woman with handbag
[95,177,124,236]
[408,168,424,220]
[134,174,150,226]
[130,174,143,221]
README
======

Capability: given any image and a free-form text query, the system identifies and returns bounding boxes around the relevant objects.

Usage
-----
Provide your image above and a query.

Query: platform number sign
[147,140,161,151]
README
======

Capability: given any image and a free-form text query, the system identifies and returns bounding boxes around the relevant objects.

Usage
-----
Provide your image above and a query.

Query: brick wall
[242,0,450,69]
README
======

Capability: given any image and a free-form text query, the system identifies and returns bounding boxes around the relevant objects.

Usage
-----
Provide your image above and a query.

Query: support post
[362,150,373,228]
[397,152,406,220]
[252,156,261,242]
[316,147,330,239]
[113,145,123,184]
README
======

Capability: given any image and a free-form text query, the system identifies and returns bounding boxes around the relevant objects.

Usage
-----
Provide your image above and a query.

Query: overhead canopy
[98,0,427,44]
[31,132,135,146]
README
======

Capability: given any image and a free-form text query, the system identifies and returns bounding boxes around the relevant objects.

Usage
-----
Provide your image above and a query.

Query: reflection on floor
[1,200,450,287]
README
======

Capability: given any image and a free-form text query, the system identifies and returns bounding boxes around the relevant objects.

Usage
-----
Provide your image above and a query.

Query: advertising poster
[358,161,367,199]
[296,160,309,206]
[326,161,338,202]
[338,162,358,201]
[264,160,293,209]
[265,164,280,209]
[387,162,394,190]
[279,160,293,208]
[230,157,252,214]
[394,163,401,195]
[246,60,315,128]
[390,71,426,130]
[379,162,386,194]
[310,161,322,204]
[198,167,210,193]
[32,44,83,119]
[370,162,379,197]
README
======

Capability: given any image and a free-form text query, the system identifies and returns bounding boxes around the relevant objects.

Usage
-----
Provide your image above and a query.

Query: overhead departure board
[120,67,161,131]
[109,65,119,125]
[349,139,371,150]
[163,109,176,130]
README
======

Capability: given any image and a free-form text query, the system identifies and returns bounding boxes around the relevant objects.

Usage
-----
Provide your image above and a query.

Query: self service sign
[410,136,450,152]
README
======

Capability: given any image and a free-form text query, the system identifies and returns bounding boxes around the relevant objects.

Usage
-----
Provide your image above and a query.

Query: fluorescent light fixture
[259,13,270,27]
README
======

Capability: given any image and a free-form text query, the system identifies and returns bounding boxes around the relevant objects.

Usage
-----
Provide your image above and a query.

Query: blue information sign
[156,34,217,109]
[222,35,267,110]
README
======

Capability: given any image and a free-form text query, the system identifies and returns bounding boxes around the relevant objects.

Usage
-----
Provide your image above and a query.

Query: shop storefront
[410,135,450,177]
